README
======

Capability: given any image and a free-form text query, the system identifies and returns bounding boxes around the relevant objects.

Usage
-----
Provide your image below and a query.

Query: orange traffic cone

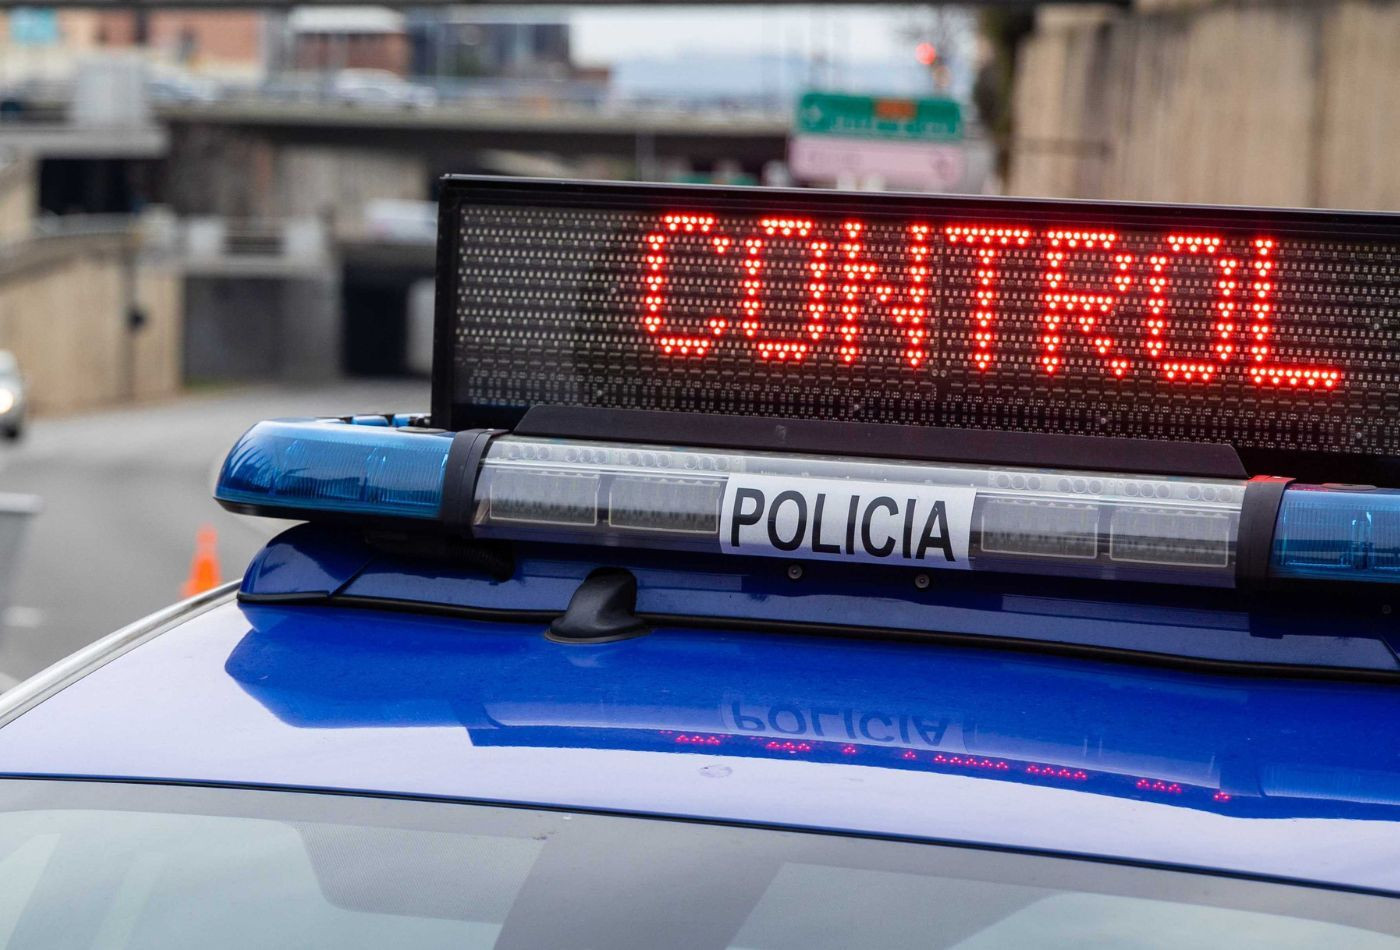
[182,525,222,598]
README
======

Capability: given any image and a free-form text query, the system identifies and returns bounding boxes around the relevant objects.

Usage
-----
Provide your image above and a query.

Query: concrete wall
[162,125,429,236]
[0,232,182,413]
[183,271,340,383]
[0,155,35,245]
[133,262,184,401]
[1009,0,1400,209]
[275,146,427,235]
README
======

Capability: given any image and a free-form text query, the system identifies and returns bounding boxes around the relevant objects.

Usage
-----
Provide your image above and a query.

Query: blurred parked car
[146,73,220,105]
[365,198,437,244]
[257,72,323,105]
[0,94,26,123]
[0,351,27,440]
[330,70,437,109]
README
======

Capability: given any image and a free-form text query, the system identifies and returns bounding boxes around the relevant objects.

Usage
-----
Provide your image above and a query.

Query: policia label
[720,474,975,568]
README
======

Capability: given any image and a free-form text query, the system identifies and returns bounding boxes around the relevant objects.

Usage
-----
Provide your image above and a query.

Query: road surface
[0,381,427,687]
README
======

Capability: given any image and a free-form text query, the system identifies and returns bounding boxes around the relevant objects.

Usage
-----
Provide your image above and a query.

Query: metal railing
[4,72,795,124]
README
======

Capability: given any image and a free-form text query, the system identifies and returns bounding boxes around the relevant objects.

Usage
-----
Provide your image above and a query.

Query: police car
[0,178,1398,945]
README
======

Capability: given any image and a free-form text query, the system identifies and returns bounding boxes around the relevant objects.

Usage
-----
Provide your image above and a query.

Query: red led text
[641,214,1341,390]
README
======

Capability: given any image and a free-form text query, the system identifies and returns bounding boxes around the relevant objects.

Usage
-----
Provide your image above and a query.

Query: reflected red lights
[765,740,814,754]
[1136,778,1184,795]
[641,215,1341,390]
[1026,764,1089,781]
[934,753,1011,771]
[654,730,1236,807]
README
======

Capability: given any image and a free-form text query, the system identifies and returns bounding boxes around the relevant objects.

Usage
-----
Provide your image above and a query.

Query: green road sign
[795,91,963,143]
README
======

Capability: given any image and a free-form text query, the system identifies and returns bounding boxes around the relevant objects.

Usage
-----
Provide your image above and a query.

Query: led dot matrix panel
[436,177,1400,478]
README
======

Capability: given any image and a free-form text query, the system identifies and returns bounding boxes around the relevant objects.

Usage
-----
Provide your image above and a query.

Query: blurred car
[257,72,324,105]
[0,350,27,440]
[330,70,437,110]
[364,198,437,244]
[146,73,220,105]
[0,93,26,123]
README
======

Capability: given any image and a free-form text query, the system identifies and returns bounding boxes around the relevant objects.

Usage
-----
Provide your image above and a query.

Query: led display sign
[436,178,1400,476]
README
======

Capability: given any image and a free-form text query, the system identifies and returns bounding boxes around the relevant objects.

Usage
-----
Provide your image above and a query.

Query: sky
[569,5,949,67]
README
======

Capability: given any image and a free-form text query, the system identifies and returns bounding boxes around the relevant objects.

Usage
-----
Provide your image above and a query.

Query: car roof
[2,569,1400,897]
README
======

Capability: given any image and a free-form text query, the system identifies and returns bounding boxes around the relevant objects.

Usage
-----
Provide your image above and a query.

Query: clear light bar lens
[488,470,600,526]
[978,499,1099,560]
[608,476,725,534]
[1109,507,1234,568]
[472,435,1246,586]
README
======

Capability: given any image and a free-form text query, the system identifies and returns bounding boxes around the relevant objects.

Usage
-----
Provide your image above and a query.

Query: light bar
[215,420,1400,588]
[470,435,1246,587]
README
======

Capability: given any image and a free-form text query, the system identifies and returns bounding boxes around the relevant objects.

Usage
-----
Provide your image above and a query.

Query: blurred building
[0,152,182,413]
[0,9,267,81]
[405,8,572,79]
[288,7,410,76]
[91,12,265,75]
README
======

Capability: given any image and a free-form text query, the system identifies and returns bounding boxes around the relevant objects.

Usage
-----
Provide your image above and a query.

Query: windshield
[0,780,1394,950]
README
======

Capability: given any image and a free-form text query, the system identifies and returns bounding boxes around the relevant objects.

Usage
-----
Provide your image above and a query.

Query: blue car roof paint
[241,525,1400,673]
[2,597,1400,894]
